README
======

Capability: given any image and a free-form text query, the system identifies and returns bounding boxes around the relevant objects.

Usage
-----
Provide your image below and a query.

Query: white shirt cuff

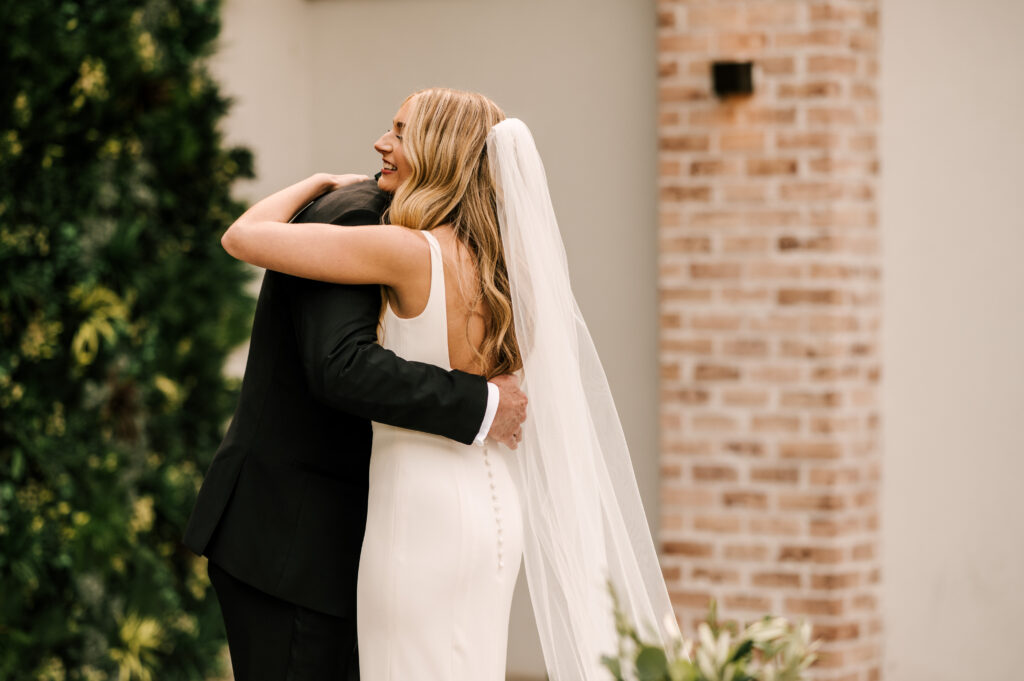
[473,382,500,446]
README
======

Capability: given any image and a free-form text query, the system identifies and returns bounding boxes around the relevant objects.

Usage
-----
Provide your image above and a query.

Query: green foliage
[602,583,820,681]
[0,0,255,677]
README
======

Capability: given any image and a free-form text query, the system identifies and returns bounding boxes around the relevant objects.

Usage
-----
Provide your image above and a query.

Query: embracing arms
[223,174,526,446]
[221,173,430,313]
[291,274,490,444]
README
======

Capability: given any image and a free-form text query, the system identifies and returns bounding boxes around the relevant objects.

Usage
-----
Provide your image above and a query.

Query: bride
[220,87,676,680]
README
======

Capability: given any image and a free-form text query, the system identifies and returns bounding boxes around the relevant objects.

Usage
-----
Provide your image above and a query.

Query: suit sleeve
[289,191,488,445]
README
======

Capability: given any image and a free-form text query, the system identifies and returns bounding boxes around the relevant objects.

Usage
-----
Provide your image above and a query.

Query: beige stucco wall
[212,0,658,677]
[880,0,1024,678]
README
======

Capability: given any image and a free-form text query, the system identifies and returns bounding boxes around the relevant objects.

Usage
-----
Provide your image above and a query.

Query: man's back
[184,182,391,615]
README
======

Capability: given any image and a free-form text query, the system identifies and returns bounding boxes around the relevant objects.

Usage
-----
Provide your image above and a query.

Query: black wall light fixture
[712,61,754,98]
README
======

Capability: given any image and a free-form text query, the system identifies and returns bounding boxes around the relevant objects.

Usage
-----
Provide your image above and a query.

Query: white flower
[744,617,788,642]
[663,612,682,642]
[715,629,731,667]
[696,647,718,681]
[698,622,716,655]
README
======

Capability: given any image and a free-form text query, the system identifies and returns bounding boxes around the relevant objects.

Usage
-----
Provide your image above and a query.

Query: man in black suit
[183,179,526,680]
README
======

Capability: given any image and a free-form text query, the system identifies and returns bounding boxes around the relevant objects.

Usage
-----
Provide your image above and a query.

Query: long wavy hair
[385,87,521,378]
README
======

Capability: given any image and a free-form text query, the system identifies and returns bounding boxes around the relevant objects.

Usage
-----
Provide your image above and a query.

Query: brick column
[656,2,881,680]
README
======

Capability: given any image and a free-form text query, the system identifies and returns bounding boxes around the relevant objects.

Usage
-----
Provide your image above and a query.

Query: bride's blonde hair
[385,87,521,378]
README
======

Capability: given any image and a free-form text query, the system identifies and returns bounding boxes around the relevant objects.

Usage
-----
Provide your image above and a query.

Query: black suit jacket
[183,180,487,617]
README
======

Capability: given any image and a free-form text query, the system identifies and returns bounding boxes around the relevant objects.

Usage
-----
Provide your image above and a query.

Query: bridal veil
[486,118,677,679]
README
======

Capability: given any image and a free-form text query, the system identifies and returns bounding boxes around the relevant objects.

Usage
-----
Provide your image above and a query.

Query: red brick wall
[656,2,882,679]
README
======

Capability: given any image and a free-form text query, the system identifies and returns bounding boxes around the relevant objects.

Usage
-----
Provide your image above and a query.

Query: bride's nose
[374,135,390,153]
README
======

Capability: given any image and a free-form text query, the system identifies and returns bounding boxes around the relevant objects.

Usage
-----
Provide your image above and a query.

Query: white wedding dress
[356,229,524,681]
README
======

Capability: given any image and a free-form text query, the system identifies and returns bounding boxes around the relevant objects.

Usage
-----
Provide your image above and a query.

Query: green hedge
[1,1,255,677]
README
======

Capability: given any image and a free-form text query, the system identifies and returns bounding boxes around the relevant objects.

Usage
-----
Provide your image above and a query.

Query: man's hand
[488,374,527,449]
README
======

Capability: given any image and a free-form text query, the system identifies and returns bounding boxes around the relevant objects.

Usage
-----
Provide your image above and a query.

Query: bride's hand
[316,173,374,192]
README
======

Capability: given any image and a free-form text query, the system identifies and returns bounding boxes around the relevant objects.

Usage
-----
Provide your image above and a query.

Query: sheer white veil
[486,118,677,679]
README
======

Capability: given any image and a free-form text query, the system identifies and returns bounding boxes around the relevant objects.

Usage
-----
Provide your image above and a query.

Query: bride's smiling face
[373,99,413,194]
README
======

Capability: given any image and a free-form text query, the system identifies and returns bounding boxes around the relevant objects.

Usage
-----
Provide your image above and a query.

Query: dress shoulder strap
[417,229,448,325]
[421,228,442,258]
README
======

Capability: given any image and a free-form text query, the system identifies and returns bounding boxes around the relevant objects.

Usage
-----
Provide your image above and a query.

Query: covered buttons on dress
[482,444,504,570]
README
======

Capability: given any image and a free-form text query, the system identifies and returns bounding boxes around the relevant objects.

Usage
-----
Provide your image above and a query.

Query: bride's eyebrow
[393,120,405,131]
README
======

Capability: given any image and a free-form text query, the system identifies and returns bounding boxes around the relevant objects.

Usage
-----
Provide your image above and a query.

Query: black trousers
[208,560,359,681]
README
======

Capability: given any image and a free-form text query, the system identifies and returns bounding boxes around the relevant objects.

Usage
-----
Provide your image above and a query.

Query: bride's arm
[221,173,422,287]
